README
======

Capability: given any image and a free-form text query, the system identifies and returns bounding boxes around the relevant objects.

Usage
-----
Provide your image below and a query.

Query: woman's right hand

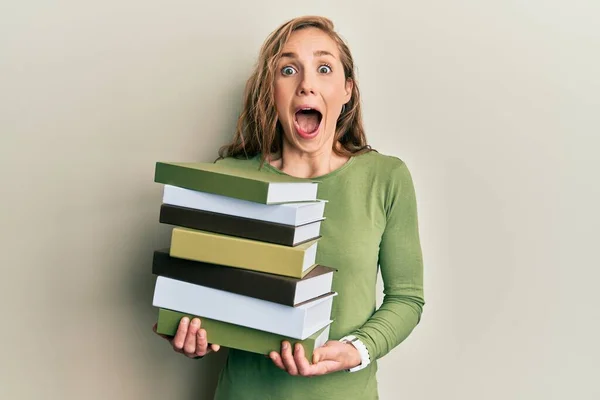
[153,317,221,358]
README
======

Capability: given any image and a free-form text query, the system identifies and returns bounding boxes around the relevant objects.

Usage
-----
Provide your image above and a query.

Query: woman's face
[274,27,352,156]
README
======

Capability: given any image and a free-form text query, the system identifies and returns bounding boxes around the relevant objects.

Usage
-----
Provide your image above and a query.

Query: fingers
[195,327,209,357]
[269,342,319,377]
[163,317,219,359]
[280,341,299,375]
[172,317,190,353]
[269,341,345,377]
[182,318,201,356]
[270,351,285,370]
[294,343,313,376]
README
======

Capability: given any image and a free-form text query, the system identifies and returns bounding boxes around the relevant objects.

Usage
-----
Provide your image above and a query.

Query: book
[169,227,319,279]
[155,162,318,204]
[152,276,336,339]
[156,308,331,360]
[152,249,336,306]
[159,203,323,246]
[162,185,327,226]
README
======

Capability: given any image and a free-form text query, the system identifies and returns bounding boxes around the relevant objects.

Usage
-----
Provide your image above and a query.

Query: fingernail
[191,318,200,327]
[199,330,205,339]
[282,342,288,350]
[181,317,189,324]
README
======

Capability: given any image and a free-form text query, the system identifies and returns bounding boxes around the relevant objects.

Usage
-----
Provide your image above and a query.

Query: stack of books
[151,161,337,360]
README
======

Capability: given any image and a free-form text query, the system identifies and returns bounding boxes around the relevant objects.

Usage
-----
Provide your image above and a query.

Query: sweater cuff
[346,330,376,362]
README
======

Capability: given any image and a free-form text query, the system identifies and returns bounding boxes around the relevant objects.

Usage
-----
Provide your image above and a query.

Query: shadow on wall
[125,215,230,398]
[120,80,247,398]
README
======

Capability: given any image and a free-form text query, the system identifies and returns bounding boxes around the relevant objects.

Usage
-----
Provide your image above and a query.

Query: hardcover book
[162,184,327,226]
[152,249,336,306]
[155,161,318,204]
[169,227,319,279]
[156,308,331,360]
[152,276,336,339]
[159,204,323,246]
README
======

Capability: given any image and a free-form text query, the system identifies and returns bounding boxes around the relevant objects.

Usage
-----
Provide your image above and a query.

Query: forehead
[281,27,340,58]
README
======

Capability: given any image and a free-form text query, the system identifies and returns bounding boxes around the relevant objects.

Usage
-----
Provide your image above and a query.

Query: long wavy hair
[217,16,373,162]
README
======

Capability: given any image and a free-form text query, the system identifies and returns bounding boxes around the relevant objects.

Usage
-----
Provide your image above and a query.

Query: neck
[269,141,349,179]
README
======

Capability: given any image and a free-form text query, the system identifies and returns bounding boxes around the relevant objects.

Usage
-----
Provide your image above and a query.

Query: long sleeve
[212,153,425,399]
[350,159,425,361]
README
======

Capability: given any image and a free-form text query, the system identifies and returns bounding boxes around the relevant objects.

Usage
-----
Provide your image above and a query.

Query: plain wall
[1,1,598,399]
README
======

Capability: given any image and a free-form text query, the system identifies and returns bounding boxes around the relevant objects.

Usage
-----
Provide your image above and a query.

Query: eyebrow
[280,50,336,59]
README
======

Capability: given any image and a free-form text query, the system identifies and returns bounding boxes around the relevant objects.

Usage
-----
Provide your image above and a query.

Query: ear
[344,77,353,102]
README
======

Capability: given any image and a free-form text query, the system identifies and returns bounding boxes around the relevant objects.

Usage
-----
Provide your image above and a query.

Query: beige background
[1,1,598,399]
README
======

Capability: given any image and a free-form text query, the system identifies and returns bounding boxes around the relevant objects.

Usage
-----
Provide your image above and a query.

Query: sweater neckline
[256,153,358,182]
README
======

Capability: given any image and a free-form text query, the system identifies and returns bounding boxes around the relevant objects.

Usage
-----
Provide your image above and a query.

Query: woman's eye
[282,66,296,76]
[319,65,332,73]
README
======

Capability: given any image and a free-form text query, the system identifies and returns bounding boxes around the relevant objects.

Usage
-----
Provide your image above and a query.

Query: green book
[154,161,318,204]
[156,308,332,361]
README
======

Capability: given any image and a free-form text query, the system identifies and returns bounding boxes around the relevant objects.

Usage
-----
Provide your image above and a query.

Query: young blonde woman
[154,15,425,400]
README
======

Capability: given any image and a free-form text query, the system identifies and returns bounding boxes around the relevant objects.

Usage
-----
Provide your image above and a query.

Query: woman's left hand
[269,340,361,377]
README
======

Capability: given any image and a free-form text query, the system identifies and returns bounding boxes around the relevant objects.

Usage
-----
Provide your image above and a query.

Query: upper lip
[294,104,322,114]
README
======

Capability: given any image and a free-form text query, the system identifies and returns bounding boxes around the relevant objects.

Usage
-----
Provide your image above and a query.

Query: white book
[152,276,336,340]
[163,185,327,226]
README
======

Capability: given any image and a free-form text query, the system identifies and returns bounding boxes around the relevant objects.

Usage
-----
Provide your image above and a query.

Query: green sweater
[212,151,425,400]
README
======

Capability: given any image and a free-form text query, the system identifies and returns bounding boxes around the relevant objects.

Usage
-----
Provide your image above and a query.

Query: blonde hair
[218,15,373,162]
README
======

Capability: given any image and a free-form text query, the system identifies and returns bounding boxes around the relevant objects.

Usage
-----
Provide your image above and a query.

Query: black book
[159,203,323,246]
[152,249,336,307]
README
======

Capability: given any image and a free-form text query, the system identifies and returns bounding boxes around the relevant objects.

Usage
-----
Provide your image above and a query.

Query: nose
[297,71,317,96]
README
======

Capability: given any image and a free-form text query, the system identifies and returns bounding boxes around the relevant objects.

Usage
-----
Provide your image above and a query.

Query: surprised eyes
[281,64,332,76]
[281,66,296,76]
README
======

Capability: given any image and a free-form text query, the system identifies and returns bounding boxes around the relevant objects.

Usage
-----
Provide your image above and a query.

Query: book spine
[169,228,308,278]
[154,162,269,204]
[152,250,297,306]
[159,204,298,246]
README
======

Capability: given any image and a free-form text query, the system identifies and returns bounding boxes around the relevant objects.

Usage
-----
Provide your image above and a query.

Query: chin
[288,129,333,155]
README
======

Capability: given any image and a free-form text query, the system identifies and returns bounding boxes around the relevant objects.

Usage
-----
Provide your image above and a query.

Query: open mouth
[294,108,323,138]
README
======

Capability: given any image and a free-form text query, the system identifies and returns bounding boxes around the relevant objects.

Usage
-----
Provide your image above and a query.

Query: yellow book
[170,227,319,278]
